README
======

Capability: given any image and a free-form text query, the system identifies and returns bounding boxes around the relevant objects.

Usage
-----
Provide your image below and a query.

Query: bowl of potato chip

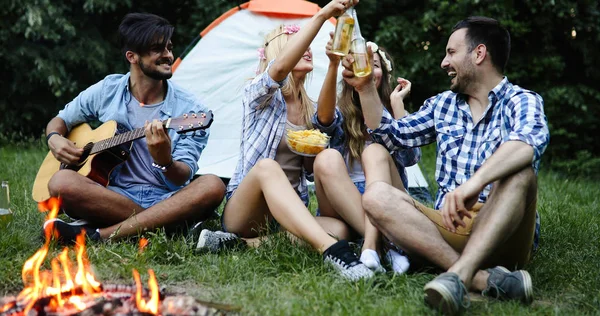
[285,129,330,157]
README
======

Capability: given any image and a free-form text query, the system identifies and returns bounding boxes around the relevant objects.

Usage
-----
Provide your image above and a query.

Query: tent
[171,0,432,202]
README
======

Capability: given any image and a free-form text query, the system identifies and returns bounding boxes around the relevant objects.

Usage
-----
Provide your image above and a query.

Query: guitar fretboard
[90,127,147,155]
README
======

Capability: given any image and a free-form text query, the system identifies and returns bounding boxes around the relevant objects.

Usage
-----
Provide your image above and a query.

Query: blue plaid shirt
[313,108,421,189]
[227,61,312,204]
[369,77,549,210]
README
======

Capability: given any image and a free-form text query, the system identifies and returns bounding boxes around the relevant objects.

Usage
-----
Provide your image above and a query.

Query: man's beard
[139,58,173,80]
[450,59,476,94]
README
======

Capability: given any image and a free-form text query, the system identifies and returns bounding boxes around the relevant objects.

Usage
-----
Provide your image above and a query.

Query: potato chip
[285,129,330,156]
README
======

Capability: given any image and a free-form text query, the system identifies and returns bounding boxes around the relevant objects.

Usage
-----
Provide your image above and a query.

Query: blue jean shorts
[108,185,176,209]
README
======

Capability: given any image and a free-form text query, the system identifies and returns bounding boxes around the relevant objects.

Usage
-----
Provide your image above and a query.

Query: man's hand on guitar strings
[48,135,84,166]
[144,119,172,166]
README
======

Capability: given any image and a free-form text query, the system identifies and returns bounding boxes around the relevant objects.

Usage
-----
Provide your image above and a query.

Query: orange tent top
[200,0,335,37]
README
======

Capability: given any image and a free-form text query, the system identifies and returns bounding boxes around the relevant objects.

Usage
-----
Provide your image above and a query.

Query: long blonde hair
[338,47,395,164]
[256,25,314,128]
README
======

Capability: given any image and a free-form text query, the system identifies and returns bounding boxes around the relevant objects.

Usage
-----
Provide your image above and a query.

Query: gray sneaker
[424,272,470,315]
[483,266,533,304]
[195,229,244,252]
[323,240,374,281]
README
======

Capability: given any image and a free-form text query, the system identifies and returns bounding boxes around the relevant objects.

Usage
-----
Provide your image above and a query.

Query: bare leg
[362,182,461,269]
[449,167,537,291]
[314,149,366,235]
[48,170,143,226]
[222,159,339,253]
[48,170,226,239]
[100,174,225,239]
[362,145,490,287]
[361,144,409,253]
[314,149,386,259]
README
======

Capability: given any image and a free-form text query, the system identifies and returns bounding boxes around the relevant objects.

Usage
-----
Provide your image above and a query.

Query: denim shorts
[108,185,177,209]
[315,181,365,216]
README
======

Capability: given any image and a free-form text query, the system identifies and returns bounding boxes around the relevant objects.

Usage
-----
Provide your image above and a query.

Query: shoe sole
[518,270,534,304]
[424,282,460,315]
[196,229,209,250]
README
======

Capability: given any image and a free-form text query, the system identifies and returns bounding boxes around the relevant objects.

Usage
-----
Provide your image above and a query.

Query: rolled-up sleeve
[505,92,549,164]
[245,60,288,111]
[312,107,343,146]
[369,98,437,151]
[57,81,104,130]
[159,103,210,189]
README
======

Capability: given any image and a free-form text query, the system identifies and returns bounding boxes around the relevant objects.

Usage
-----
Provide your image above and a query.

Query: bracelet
[152,159,174,172]
[46,132,62,144]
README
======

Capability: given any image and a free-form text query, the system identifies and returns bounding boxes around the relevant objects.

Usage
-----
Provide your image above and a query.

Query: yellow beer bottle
[350,10,371,77]
[0,181,13,228]
[331,1,355,56]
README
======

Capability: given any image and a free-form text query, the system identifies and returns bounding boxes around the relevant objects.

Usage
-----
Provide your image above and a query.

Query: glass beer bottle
[0,181,13,228]
[350,10,371,77]
[331,1,355,56]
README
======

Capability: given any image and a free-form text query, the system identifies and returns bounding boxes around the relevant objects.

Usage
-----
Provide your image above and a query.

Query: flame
[1,197,162,315]
[133,269,160,315]
[139,237,149,253]
[3,197,103,314]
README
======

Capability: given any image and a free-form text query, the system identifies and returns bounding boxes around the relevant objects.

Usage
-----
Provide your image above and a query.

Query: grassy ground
[0,143,599,315]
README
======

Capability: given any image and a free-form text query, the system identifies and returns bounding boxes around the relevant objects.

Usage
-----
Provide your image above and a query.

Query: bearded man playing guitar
[40,13,225,244]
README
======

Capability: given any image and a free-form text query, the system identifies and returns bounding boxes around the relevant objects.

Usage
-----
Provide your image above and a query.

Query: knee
[194,174,226,203]
[314,149,345,178]
[500,167,537,191]
[253,158,282,178]
[362,182,412,223]
[361,143,389,164]
[47,170,79,198]
[362,182,389,221]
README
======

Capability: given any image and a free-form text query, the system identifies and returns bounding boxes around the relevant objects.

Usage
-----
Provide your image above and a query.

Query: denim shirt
[312,108,421,189]
[57,73,210,192]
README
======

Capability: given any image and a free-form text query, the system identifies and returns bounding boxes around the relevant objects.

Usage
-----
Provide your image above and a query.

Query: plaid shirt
[227,61,312,203]
[313,108,421,189]
[369,77,549,210]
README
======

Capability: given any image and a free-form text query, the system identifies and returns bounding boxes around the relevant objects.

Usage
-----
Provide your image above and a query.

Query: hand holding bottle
[325,32,341,64]
[320,0,358,21]
[341,45,375,92]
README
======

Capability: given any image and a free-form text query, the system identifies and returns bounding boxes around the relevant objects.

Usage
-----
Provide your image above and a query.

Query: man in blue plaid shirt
[341,17,549,314]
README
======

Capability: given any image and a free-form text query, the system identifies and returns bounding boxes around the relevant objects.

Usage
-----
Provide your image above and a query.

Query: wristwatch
[152,159,174,172]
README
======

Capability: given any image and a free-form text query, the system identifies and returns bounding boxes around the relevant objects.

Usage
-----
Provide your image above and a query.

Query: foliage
[1,0,599,175]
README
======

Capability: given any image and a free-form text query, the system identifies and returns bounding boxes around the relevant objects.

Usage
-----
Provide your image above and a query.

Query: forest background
[1,0,598,177]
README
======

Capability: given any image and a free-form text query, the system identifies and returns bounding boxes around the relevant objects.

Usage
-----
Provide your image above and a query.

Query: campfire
[0,197,232,316]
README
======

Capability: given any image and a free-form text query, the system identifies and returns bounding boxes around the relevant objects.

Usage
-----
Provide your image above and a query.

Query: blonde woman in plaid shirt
[343,17,549,313]
[196,0,375,281]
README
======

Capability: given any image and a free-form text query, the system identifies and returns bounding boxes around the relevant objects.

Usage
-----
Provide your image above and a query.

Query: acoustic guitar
[32,111,214,202]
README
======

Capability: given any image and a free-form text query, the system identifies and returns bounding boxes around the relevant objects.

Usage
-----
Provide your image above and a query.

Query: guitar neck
[90,119,171,154]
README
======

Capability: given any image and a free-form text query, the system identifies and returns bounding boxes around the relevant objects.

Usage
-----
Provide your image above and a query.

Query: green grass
[0,143,599,315]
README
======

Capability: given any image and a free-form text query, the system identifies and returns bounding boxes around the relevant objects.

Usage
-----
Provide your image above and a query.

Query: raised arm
[268,0,352,82]
[390,78,411,119]
[317,32,341,125]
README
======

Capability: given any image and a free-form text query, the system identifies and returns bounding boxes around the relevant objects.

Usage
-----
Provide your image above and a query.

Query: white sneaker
[360,249,386,273]
[323,240,374,281]
[385,249,410,274]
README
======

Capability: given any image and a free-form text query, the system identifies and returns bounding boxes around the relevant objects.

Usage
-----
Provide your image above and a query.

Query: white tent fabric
[172,4,429,190]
